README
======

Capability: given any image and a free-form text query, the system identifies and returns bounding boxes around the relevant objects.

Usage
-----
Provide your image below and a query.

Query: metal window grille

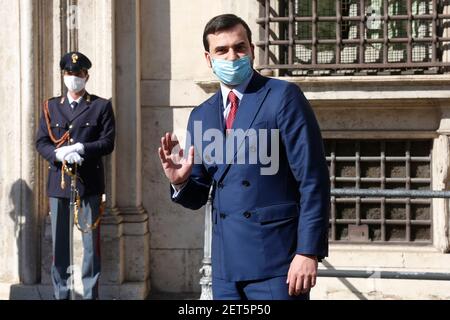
[257,0,450,75]
[325,140,432,244]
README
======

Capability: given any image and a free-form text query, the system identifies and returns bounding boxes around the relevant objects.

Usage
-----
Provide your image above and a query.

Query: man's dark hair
[203,14,253,52]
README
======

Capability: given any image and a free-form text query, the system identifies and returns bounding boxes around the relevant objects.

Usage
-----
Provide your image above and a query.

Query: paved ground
[4,284,200,300]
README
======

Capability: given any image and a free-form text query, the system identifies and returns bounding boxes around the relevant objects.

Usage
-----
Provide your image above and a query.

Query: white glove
[64,152,84,166]
[55,143,85,162]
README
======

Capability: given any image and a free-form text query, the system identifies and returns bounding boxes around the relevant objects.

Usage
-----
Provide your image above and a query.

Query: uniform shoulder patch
[89,95,111,105]
[45,96,62,104]
[88,94,100,102]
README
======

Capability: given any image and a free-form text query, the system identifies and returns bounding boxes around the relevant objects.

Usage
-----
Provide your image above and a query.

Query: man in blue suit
[158,14,330,300]
[36,52,116,300]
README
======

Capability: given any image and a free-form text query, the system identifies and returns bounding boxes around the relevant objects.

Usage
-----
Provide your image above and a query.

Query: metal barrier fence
[199,188,450,299]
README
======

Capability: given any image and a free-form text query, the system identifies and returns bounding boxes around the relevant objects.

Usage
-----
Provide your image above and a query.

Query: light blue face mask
[211,55,253,86]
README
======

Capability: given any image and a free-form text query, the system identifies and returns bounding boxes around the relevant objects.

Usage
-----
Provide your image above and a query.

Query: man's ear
[85,73,90,82]
[204,52,213,69]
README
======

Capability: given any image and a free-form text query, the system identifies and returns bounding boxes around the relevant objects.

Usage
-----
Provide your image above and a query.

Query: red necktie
[226,91,239,130]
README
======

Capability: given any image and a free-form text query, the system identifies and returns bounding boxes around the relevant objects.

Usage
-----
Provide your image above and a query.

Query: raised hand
[158,132,194,186]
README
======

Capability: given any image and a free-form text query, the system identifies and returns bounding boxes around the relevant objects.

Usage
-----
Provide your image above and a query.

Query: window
[325,140,432,244]
[257,0,450,75]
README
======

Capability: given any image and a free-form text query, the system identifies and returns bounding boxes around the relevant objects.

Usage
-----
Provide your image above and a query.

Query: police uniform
[36,52,116,300]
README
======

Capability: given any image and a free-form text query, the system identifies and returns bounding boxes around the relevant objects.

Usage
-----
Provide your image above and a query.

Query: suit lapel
[204,91,225,135]
[231,73,270,134]
[215,73,271,183]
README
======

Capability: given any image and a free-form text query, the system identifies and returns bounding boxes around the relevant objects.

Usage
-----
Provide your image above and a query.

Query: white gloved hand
[64,152,84,166]
[55,143,85,162]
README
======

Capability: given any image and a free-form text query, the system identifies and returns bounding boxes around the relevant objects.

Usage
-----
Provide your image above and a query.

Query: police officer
[36,52,116,300]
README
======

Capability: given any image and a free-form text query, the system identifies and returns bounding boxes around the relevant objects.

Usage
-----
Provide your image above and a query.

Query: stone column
[434,2,450,254]
[18,0,40,286]
[432,134,450,253]
[104,0,150,299]
[1,0,41,299]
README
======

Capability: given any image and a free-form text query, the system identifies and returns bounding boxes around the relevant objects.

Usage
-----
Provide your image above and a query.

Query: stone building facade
[1,0,450,300]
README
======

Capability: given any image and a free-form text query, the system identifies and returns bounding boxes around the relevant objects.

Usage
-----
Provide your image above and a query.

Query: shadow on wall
[8,179,42,300]
[8,180,32,282]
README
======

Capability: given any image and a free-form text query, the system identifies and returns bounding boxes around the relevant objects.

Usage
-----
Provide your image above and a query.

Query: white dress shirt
[220,72,253,120]
[67,93,83,109]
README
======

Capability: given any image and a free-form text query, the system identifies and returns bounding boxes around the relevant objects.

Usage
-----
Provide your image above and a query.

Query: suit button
[243,212,252,219]
[220,213,226,219]
[69,125,73,129]
[218,182,224,189]
[242,180,251,187]
[70,139,74,143]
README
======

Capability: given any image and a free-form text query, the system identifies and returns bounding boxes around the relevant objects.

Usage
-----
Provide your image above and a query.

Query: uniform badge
[72,53,79,64]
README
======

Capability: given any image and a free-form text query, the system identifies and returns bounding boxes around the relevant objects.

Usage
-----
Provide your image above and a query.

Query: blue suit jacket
[172,73,330,281]
[36,93,115,198]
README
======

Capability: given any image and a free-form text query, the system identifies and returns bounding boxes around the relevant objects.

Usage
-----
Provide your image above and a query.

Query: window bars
[256,0,450,75]
[325,140,432,244]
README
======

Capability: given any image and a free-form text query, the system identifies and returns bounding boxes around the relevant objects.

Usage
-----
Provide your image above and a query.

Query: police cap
[60,52,92,72]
